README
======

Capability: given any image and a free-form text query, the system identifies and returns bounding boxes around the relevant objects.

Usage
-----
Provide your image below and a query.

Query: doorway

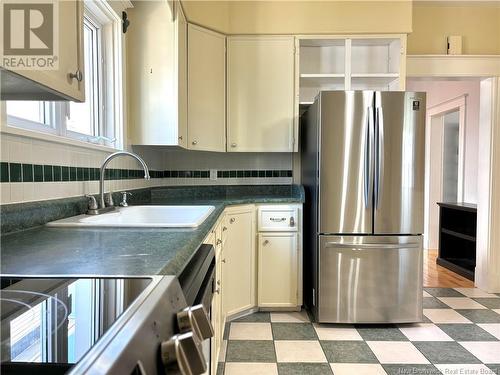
[407,78,482,288]
[426,95,466,251]
[442,111,460,202]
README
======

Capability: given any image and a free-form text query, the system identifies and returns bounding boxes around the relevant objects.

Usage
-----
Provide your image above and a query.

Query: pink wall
[407,79,480,203]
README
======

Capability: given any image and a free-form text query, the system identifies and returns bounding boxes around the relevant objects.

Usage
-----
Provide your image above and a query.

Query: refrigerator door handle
[375,107,385,209]
[364,106,374,209]
[325,242,420,249]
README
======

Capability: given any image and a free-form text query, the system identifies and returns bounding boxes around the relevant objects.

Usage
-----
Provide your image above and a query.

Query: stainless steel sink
[47,205,215,228]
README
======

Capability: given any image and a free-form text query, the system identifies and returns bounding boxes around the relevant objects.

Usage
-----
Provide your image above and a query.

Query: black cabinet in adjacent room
[437,202,477,281]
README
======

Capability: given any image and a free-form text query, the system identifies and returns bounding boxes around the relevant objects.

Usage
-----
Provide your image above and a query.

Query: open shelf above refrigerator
[296,35,406,106]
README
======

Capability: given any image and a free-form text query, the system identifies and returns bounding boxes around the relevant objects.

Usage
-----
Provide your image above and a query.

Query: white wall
[476,77,500,292]
[407,79,480,203]
[0,132,166,204]
[0,131,293,205]
[158,149,292,171]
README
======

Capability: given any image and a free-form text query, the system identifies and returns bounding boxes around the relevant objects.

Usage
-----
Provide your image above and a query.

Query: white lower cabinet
[206,204,301,375]
[258,233,298,307]
[204,218,225,375]
[222,205,256,317]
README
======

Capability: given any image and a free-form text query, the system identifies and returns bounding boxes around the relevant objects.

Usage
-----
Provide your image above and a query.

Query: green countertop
[0,185,304,277]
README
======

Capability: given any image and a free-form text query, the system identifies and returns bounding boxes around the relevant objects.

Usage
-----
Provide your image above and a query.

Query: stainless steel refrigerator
[301,91,426,323]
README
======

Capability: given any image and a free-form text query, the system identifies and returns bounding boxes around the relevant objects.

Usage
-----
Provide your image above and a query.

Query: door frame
[424,95,467,249]
[407,55,500,291]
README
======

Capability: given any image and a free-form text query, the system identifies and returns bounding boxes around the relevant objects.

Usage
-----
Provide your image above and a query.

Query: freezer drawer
[318,235,423,323]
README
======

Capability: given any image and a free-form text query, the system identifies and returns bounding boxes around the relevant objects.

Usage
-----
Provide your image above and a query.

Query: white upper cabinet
[298,35,406,105]
[227,36,296,152]
[1,0,85,101]
[128,0,187,147]
[187,24,226,152]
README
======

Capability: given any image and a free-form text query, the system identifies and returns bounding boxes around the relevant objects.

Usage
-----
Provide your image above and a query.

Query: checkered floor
[216,288,500,375]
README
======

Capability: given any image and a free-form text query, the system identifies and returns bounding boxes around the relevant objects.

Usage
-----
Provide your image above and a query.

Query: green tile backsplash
[1,162,9,183]
[22,164,33,182]
[0,162,292,183]
[43,165,53,182]
[34,165,43,182]
[9,163,22,182]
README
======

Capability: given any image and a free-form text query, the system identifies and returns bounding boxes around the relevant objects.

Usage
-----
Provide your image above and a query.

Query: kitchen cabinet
[1,0,85,101]
[227,36,295,152]
[297,35,406,105]
[187,24,226,152]
[258,233,298,307]
[257,205,301,308]
[128,0,187,147]
[204,215,226,375]
[206,203,302,373]
[222,205,256,316]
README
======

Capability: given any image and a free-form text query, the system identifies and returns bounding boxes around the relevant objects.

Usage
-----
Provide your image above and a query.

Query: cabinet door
[227,36,295,152]
[222,207,256,317]
[2,0,85,101]
[258,233,298,307]
[128,0,186,146]
[174,1,188,148]
[211,245,222,375]
[188,24,226,152]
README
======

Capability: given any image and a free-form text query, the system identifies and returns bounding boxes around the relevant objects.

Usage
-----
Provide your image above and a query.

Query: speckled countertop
[0,185,304,277]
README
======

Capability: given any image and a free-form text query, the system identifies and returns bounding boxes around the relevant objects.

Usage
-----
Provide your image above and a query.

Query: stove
[1,247,215,375]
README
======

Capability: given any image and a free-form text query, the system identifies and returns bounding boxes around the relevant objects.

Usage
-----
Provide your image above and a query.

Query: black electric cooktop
[0,277,152,372]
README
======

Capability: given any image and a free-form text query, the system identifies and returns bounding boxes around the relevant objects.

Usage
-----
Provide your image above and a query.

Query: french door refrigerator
[301,91,426,323]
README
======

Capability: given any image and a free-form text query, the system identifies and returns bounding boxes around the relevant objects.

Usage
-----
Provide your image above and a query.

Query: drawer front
[258,206,298,232]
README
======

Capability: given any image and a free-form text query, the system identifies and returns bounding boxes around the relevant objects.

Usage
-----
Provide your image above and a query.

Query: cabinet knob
[216,239,222,245]
[69,69,83,82]
[222,226,227,231]
[192,140,197,146]
[229,218,235,224]
[222,259,226,263]
[217,280,221,286]
[230,143,237,148]
[263,240,269,246]
[215,288,220,294]
[161,331,206,374]
[178,136,183,141]
[290,216,295,227]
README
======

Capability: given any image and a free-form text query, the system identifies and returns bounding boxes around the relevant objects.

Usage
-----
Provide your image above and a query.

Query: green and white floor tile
[216,288,500,375]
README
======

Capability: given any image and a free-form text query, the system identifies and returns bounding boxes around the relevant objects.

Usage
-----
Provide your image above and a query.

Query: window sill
[1,124,122,153]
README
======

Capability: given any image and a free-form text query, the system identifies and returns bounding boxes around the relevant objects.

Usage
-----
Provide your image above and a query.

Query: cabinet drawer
[258,206,298,232]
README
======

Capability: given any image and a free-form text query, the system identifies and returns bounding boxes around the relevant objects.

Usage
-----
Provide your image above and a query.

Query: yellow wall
[227,1,412,34]
[408,3,500,55]
[181,1,229,33]
[182,1,500,55]
[182,1,412,35]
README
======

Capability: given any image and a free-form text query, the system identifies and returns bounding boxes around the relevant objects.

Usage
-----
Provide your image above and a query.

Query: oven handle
[194,261,215,312]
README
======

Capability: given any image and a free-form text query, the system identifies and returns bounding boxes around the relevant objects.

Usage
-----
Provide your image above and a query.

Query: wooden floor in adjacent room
[424,249,474,288]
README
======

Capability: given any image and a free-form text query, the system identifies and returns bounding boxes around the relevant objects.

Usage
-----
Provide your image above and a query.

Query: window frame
[65,13,103,143]
[2,0,124,151]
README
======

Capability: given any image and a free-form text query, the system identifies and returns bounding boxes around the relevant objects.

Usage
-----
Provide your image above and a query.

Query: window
[5,2,122,148]
[66,19,101,137]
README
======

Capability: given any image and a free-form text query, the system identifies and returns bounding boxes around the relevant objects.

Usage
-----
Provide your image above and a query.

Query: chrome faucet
[93,151,150,213]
